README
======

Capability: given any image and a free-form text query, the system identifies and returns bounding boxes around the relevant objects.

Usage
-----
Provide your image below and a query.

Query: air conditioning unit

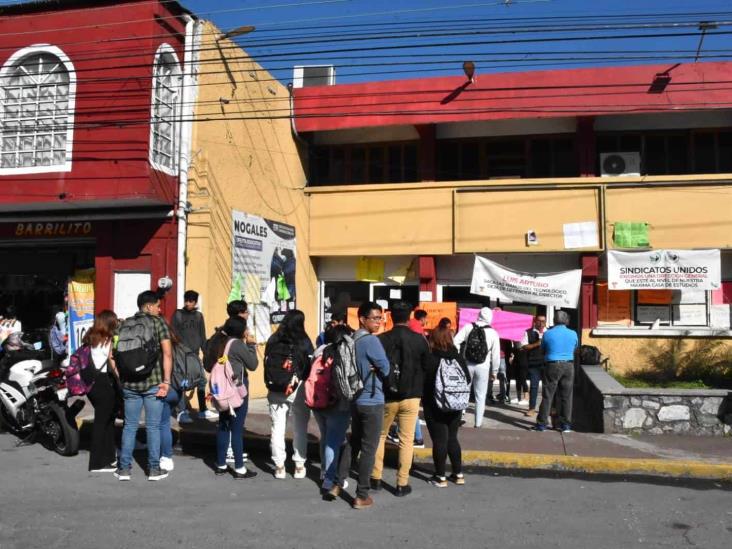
[292,65,336,88]
[600,152,641,177]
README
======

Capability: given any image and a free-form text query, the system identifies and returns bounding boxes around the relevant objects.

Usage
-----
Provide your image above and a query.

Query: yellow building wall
[185,22,316,398]
[605,185,732,249]
[455,188,601,252]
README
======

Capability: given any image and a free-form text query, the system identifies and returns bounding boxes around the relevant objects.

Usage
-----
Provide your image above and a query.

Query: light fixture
[219,25,255,41]
[463,61,476,84]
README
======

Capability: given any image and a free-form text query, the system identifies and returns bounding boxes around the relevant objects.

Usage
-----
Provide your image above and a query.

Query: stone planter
[577,365,732,436]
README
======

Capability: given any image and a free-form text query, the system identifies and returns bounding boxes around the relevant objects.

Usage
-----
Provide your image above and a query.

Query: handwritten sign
[417,302,457,331]
[597,283,631,326]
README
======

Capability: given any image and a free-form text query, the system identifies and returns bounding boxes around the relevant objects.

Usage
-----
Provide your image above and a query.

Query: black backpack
[384,339,403,397]
[463,323,488,363]
[264,340,299,393]
[172,343,205,392]
[203,329,228,373]
[579,345,602,365]
[114,315,159,382]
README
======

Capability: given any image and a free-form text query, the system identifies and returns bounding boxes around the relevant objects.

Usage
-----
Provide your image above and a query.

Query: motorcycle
[0,349,82,456]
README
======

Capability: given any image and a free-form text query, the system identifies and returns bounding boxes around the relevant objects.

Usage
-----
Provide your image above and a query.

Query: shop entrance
[0,242,95,333]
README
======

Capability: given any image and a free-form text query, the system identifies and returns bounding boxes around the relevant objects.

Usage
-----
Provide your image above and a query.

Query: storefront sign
[607,249,721,290]
[232,210,296,325]
[68,269,95,354]
[13,222,93,237]
[470,256,582,308]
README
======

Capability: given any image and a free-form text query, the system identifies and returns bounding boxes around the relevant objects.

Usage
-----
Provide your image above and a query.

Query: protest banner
[470,256,582,308]
[417,302,457,331]
[607,249,721,290]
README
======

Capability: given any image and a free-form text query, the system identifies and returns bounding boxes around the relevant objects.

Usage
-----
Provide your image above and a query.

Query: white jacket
[453,321,501,376]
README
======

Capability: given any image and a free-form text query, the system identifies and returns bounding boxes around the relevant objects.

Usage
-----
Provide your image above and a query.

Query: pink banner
[492,309,534,341]
[458,308,480,330]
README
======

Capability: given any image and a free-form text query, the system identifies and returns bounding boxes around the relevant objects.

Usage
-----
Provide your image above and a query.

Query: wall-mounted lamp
[463,61,476,84]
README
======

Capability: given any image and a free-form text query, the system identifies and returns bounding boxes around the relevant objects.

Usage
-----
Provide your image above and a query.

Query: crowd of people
[1,288,578,509]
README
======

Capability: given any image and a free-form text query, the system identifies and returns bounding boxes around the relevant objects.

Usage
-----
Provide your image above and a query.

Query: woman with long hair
[213,316,258,478]
[83,309,119,472]
[264,309,314,480]
[424,325,471,487]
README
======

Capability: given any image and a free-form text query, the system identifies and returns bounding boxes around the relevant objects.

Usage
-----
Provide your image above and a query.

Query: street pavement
[0,432,730,549]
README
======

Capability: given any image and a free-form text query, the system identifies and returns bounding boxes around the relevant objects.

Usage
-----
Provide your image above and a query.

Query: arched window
[0,46,75,173]
[149,44,182,175]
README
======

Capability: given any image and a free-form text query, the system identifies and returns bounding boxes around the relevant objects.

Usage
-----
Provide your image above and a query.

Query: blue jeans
[120,386,165,471]
[160,387,181,459]
[528,367,543,410]
[216,379,249,469]
[313,408,351,488]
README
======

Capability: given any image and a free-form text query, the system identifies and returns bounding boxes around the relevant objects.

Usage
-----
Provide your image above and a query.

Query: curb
[75,418,732,482]
[413,449,732,481]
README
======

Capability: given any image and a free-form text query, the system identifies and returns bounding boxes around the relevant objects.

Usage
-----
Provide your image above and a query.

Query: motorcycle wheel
[46,402,80,456]
[0,403,25,437]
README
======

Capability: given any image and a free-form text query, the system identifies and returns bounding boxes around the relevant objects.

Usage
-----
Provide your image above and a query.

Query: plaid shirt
[122,312,171,392]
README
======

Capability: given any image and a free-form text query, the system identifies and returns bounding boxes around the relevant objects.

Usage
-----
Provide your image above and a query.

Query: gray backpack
[114,315,159,382]
[331,333,362,402]
[172,343,205,392]
[434,357,471,411]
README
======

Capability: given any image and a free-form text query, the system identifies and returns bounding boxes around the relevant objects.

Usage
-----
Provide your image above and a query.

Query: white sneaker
[341,480,349,490]
[274,466,286,479]
[226,445,235,463]
[177,411,193,424]
[199,409,219,420]
[518,399,529,405]
[294,465,306,479]
[159,456,174,472]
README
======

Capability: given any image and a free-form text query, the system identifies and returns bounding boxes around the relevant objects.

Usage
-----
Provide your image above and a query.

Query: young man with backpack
[350,301,390,510]
[453,307,500,428]
[114,291,173,482]
[370,301,430,497]
[172,290,215,422]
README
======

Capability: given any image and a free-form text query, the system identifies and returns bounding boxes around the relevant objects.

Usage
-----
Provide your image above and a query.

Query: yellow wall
[185,22,316,398]
[605,185,732,249]
[455,188,601,252]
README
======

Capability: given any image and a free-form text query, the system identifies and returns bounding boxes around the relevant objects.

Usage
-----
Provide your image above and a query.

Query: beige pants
[371,398,420,487]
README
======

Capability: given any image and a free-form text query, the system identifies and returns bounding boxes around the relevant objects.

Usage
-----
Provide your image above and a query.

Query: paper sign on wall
[563,221,599,249]
[596,283,631,326]
[356,257,384,282]
[613,222,650,248]
[637,289,673,305]
[417,302,457,331]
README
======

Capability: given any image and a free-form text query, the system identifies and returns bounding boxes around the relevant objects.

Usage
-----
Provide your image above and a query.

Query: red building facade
[0,0,192,327]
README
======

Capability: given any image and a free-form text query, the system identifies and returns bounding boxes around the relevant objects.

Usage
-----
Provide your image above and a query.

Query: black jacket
[423,346,471,410]
[378,324,430,401]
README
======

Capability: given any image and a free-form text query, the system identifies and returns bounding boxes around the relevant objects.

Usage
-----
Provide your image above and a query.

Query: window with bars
[1,52,71,171]
[150,45,181,174]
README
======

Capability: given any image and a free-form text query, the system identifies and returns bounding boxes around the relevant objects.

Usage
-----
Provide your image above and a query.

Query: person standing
[424,324,470,487]
[84,310,120,473]
[350,301,390,510]
[212,317,258,478]
[264,310,314,480]
[520,314,546,417]
[407,309,428,336]
[371,301,430,497]
[534,311,578,433]
[315,311,348,347]
[114,291,173,482]
[172,290,216,421]
[453,307,500,428]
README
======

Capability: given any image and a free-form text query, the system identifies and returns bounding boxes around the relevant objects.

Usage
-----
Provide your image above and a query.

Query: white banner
[607,249,721,290]
[232,210,296,325]
[470,256,582,308]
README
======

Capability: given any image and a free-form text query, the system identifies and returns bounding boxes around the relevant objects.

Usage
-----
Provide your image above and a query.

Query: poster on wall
[232,210,296,325]
[68,269,95,354]
[470,256,582,308]
[607,249,721,290]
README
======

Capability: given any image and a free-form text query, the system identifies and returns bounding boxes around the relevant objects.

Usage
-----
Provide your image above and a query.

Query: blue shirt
[353,330,390,406]
[541,325,578,362]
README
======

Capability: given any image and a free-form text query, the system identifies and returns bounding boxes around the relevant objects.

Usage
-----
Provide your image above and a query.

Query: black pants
[350,403,384,499]
[537,361,574,427]
[515,362,529,399]
[423,404,462,477]
[87,371,119,470]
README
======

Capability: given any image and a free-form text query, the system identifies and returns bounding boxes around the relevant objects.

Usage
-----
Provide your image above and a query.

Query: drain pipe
[176,15,199,307]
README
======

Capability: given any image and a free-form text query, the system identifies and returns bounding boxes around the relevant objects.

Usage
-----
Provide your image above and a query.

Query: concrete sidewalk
[76,398,732,481]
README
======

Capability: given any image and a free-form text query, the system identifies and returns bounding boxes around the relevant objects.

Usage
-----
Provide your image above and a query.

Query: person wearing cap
[453,307,501,428]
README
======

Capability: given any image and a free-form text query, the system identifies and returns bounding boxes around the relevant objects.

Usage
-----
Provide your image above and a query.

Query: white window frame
[149,43,182,177]
[0,44,76,175]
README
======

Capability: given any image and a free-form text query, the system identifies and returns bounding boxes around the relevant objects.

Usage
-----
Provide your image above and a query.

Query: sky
[3,0,731,85]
